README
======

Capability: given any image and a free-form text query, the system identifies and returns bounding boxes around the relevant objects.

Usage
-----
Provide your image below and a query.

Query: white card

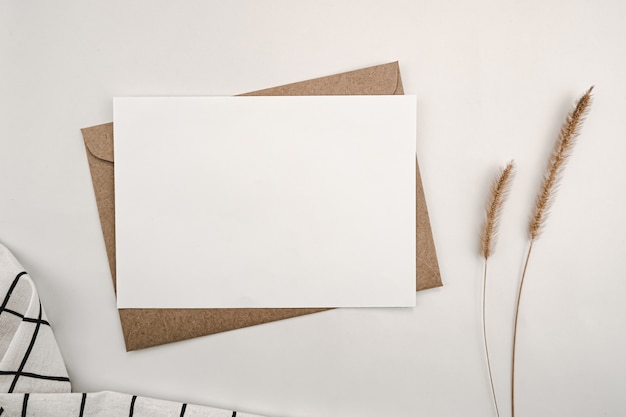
[114,96,416,308]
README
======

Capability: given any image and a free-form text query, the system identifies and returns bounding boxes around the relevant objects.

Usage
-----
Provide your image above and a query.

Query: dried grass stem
[513,86,594,417]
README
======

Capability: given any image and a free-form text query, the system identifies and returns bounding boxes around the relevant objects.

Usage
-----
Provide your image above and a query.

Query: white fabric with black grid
[0,243,264,417]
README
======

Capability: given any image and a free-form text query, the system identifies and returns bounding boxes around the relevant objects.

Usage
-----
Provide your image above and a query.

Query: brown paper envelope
[81,61,441,351]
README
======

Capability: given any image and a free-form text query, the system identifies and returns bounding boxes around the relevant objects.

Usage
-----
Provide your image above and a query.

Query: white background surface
[1,1,625,416]
[114,96,416,308]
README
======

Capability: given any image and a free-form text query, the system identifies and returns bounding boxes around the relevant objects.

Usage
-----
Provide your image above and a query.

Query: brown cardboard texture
[81,61,441,351]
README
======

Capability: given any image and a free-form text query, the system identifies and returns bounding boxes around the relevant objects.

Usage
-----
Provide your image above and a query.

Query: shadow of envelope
[81,61,441,351]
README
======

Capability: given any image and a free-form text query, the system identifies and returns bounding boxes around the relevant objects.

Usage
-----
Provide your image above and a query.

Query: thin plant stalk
[511,241,533,417]
[482,259,500,417]
[511,87,593,417]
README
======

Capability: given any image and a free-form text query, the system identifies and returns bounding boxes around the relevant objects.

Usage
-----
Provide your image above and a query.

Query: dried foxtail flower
[512,87,593,417]
[481,161,516,259]
[479,161,516,417]
[529,86,594,241]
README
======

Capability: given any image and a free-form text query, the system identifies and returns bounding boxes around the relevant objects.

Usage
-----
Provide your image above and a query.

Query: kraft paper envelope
[81,61,442,351]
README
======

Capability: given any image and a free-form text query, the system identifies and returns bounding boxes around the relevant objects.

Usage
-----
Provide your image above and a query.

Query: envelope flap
[82,123,114,163]
[244,62,402,96]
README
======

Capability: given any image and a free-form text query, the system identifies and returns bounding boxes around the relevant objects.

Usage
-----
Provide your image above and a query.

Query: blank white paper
[114,96,416,308]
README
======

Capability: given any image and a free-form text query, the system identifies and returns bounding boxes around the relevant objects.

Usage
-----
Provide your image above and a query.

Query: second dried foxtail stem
[512,87,593,417]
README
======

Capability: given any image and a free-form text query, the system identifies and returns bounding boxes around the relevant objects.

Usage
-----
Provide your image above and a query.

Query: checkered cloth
[0,243,263,417]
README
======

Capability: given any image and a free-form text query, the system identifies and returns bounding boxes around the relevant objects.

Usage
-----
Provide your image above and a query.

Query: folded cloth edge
[0,243,266,416]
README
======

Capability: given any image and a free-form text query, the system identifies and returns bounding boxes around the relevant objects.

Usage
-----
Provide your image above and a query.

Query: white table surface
[1,1,625,416]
